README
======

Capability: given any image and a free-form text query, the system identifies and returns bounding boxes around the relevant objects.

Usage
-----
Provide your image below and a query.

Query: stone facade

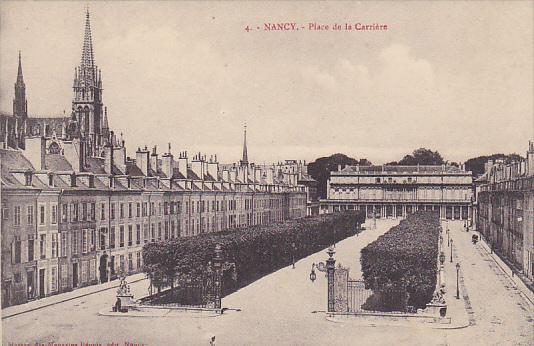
[322,164,473,221]
[477,141,534,281]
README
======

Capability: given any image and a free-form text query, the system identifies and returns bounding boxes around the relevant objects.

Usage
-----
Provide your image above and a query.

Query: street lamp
[447,228,450,247]
[455,262,461,299]
[450,239,453,263]
[309,264,317,283]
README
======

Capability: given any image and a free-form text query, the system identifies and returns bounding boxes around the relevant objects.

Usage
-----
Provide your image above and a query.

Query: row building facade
[1,9,306,308]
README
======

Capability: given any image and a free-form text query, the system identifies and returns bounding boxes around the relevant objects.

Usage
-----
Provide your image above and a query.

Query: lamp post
[456,262,461,299]
[447,228,450,247]
[309,246,336,313]
[450,239,453,263]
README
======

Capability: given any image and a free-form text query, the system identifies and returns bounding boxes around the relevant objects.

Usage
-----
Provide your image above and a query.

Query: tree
[308,154,371,199]
[397,148,444,166]
[464,153,523,176]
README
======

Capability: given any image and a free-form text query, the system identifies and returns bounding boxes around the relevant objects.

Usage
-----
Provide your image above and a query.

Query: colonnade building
[321,164,473,221]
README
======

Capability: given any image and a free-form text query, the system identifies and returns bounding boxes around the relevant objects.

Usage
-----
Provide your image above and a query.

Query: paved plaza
[2,219,532,345]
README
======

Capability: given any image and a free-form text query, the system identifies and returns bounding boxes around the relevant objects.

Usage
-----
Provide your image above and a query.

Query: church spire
[16,51,24,85]
[13,51,27,119]
[81,7,95,69]
[241,123,249,166]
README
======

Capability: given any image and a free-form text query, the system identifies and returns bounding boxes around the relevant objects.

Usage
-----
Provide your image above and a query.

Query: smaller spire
[241,122,249,166]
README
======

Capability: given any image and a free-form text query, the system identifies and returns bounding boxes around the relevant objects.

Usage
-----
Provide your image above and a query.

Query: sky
[1,1,532,165]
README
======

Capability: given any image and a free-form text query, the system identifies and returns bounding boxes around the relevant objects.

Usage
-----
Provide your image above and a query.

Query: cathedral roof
[44,154,73,172]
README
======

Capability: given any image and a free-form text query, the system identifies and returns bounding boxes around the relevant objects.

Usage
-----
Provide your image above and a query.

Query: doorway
[39,269,45,298]
[99,254,108,283]
[72,263,78,288]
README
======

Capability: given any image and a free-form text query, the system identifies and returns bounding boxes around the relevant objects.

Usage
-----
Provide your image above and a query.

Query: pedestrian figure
[210,335,216,346]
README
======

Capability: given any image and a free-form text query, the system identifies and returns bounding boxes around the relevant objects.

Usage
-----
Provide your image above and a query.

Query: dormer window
[24,171,32,186]
[48,174,54,187]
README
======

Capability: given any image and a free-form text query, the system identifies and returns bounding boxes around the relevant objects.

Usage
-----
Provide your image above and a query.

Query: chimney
[150,146,159,174]
[207,156,219,180]
[113,146,126,174]
[191,153,204,180]
[222,169,230,182]
[178,151,188,177]
[136,146,150,176]
[104,145,114,175]
[162,152,174,178]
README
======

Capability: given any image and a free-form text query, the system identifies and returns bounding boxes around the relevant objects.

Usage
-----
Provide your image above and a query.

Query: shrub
[360,211,440,310]
[144,211,365,297]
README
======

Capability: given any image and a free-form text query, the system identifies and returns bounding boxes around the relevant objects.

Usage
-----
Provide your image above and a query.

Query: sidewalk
[1,272,147,319]
[437,231,471,329]
[474,232,534,307]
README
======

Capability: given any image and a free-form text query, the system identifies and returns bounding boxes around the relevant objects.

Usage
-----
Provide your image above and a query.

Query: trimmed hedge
[143,211,365,296]
[360,211,440,310]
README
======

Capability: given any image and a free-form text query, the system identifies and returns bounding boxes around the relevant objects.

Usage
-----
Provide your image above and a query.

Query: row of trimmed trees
[143,211,366,300]
[360,211,440,311]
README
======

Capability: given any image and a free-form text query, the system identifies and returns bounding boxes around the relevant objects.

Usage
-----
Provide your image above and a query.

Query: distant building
[477,142,534,281]
[322,164,473,220]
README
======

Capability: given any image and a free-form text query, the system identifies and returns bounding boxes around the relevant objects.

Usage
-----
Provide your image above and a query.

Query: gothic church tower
[70,8,105,157]
[13,51,28,149]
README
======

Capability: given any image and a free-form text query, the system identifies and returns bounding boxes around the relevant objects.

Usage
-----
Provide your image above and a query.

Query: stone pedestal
[423,303,447,318]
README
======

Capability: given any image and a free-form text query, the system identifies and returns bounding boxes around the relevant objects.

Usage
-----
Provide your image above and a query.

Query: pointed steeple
[81,7,95,70]
[16,51,24,85]
[241,123,249,166]
[13,51,27,119]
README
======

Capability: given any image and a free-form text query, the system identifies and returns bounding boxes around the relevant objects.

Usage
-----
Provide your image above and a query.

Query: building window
[136,203,140,218]
[82,229,88,254]
[39,204,46,225]
[90,259,96,281]
[136,252,141,269]
[142,202,147,217]
[40,234,46,259]
[128,253,133,272]
[14,206,21,226]
[143,224,148,243]
[72,231,78,255]
[164,221,169,240]
[120,255,125,273]
[151,224,155,242]
[90,203,95,221]
[128,203,132,218]
[150,202,155,216]
[120,203,124,219]
[110,227,116,249]
[91,229,96,251]
[158,222,162,240]
[136,224,141,245]
[61,232,67,257]
[119,226,125,248]
[100,228,107,250]
[28,236,34,261]
[72,203,78,222]
[51,204,58,224]
[51,233,58,258]
[110,203,116,220]
[62,204,68,222]
[101,203,106,221]
[27,205,34,225]
[128,225,133,246]
[82,203,87,221]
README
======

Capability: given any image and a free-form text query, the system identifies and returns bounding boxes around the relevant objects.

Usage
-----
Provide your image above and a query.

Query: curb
[1,276,147,320]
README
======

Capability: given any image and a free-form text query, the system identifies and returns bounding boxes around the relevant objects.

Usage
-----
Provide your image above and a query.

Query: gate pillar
[213,244,223,309]
[326,246,336,313]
